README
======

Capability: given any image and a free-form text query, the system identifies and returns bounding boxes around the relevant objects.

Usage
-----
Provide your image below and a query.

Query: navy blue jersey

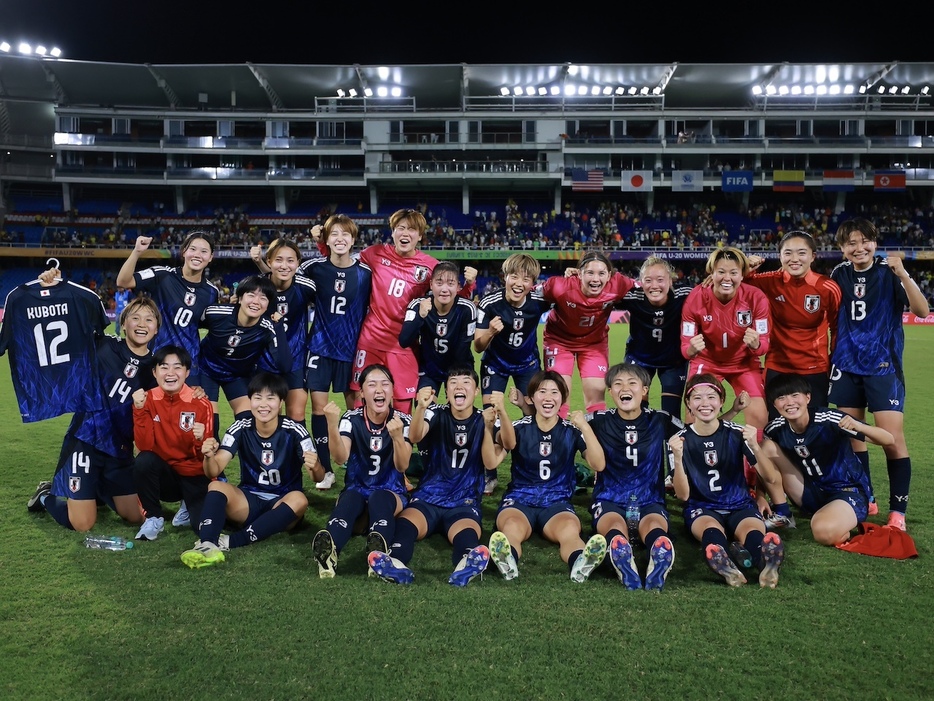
[831,257,909,377]
[399,297,477,385]
[300,257,372,363]
[500,416,586,507]
[589,408,684,507]
[132,266,217,374]
[339,408,411,498]
[411,404,487,507]
[620,285,692,368]
[199,305,289,383]
[764,408,867,492]
[257,274,316,375]
[73,335,156,459]
[0,280,107,422]
[676,422,757,512]
[476,290,551,375]
[218,415,315,498]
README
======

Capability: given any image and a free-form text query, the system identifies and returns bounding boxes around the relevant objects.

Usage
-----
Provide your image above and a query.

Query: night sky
[2,1,928,65]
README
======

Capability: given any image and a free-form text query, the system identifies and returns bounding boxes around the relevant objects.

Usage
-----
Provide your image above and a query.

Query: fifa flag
[874,170,906,191]
[672,170,704,192]
[621,170,653,192]
[772,170,805,192]
[571,168,604,192]
[822,170,855,192]
[722,170,754,192]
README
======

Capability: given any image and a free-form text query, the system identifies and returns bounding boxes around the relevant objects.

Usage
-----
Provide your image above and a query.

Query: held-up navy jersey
[620,285,692,368]
[199,305,289,383]
[73,336,156,459]
[831,257,909,377]
[300,257,372,363]
[257,274,316,375]
[411,404,486,507]
[676,421,757,511]
[0,280,107,422]
[589,408,684,507]
[339,408,411,498]
[218,415,315,498]
[399,297,477,385]
[764,408,867,492]
[476,290,551,375]
[132,266,217,374]
[500,416,586,507]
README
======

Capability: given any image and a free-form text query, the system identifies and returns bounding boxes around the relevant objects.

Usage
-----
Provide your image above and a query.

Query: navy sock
[743,530,765,569]
[887,457,911,514]
[43,495,73,529]
[311,414,332,473]
[485,469,498,480]
[701,527,729,551]
[389,518,419,564]
[213,413,221,437]
[328,489,366,553]
[773,502,792,517]
[230,503,297,548]
[606,527,625,543]
[451,529,480,567]
[234,410,252,422]
[567,548,583,572]
[661,394,681,419]
[198,490,228,544]
[644,527,668,549]
[367,489,398,546]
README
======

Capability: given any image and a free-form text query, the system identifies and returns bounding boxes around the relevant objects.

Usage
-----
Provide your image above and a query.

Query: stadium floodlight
[922,86,930,95]
[538,87,547,95]
[564,84,575,96]
[513,87,522,96]
[550,85,560,95]
[829,85,840,95]
[500,87,510,96]
[577,85,587,95]
[628,86,637,95]
[18,42,32,55]
[390,86,401,97]
[590,86,600,96]
[34,45,46,56]
[844,84,855,94]
[336,89,345,98]
[50,47,61,57]
[652,86,662,95]
[804,85,815,95]
[791,85,802,95]
[525,87,535,96]
[888,86,897,94]
[348,88,357,97]
[615,87,625,95]
[567,65,579,76]
[0,42,9,52]
[778,85,789,95]
[376,86,388,97]
[602,86,612,95]
[766,85,777,95]
[364,87,373,97]
[901,86,910,94]
[877,85,885,94]
[816,85,827,95]
[640,86,649,95]
[752,85,762,95]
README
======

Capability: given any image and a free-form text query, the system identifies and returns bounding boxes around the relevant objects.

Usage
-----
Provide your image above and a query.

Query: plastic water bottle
[84,535,134,550]
[625,495,641,545]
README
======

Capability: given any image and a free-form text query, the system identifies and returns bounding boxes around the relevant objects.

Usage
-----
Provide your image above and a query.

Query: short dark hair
[684,373,724,404]
[359,363,394,386]
[236,275,277,301]
[248,371,289,400]
[766,373,811,406]
[836,217,878,247]
[605,362,651,389]
[526,370,569,405]
[181,230,215,253]
[153,344,192,369]
[432,261,460,280]
[445,364,479,386]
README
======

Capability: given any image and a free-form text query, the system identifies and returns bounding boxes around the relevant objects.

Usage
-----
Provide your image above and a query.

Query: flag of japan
[621,170,653,192]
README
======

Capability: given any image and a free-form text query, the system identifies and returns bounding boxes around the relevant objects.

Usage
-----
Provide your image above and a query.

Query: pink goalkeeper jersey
[541,272,635,350]
[680,283,770,372]
[356,244,436,353]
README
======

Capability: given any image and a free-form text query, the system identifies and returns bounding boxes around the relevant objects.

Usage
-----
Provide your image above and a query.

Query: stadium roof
[3,56,934,135]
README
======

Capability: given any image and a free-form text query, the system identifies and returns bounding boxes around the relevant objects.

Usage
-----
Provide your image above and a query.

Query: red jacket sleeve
[133,394,157,452]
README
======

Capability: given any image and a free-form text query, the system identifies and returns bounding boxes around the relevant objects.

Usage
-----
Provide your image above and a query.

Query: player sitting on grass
[668,373,785,588]
[180,372,321,568]
[761,373,893,546]
[367,366,501,587]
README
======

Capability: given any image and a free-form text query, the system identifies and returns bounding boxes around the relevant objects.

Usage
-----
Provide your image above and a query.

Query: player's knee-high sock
[451,529,480,567]
[367,489,398,546]
[660,394,681,419]
[567,548,584,571]
[311,414,332,473]
[230,503,297,548]
[213,413,220,437]
[198,490,228,545]
[701,527,729,551]
[606,527,625,543]
[644,527,669,549]
[43,495,73,529]
[887,457,911,514]
[389,518,418,563]
[328,490,366,553]
[743,530,765,569]
[234,410,252,422]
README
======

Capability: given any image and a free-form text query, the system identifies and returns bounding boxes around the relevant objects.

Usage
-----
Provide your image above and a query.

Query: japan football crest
[539,442,552,457]
[69,476,81,493]
[804,295,821,313]
[853,283,865,299]
[261,449,275,466]
[414,265,430,283]
[334,279,345,293]
[436,322,448,337]
[513,317,524,331]
[794,445,811,458]
[179,412,195,431]
[370,436,383,452]
[277,302,289,317]
[455,432,467,447]
[625,430,638,445]
[184,291,196,307]
[704,449,718,466]
[227,335,242,349]
[123,362,138,379]
[736,310,752,327]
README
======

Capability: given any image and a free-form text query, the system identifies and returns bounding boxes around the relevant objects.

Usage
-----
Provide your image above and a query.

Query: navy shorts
[241,488,282,523]
[406,499,482,536]
[628,359,687,398]
[588,499,668,532]
[828,367,905,414]
[201,374,251,403]
[480,362,540,398]
[306,355,353,394]
[683,504,763,540]
[497,495,576,533]
[52,435,135,501]
[800,483,869,522]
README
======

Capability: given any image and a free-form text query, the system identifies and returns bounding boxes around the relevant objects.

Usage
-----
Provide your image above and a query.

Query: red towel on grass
[835,522,918,560]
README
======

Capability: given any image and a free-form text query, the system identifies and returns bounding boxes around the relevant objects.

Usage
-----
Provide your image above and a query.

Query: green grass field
[2,324,932,700]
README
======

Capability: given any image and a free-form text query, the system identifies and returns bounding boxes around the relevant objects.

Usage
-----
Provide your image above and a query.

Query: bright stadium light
[602,86,612,95]
[778,85,789,95]
[564,84,575,96]
[538,87,547,95]
[577,85,587,95]
[50,47,61,57]
[500,87,509,96]
[364,87,373,97]
[844,84,855,94]
[628,86,637,95]
[640,86,649,95]
[550,85,560,95]
[376,86,388,97]
[816,85,827,95]
[590,86,600,96]
[34,45,47,56]
[752,85,762,95]
[390,86,401,97]
[18,42,32,55]
[791,85,802,95]
[525,87,535,96]
[513,87,522,96]
[0,42,9,52]
[766,85,776,95]
[901,85,910,94]
[336,89,345,98]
